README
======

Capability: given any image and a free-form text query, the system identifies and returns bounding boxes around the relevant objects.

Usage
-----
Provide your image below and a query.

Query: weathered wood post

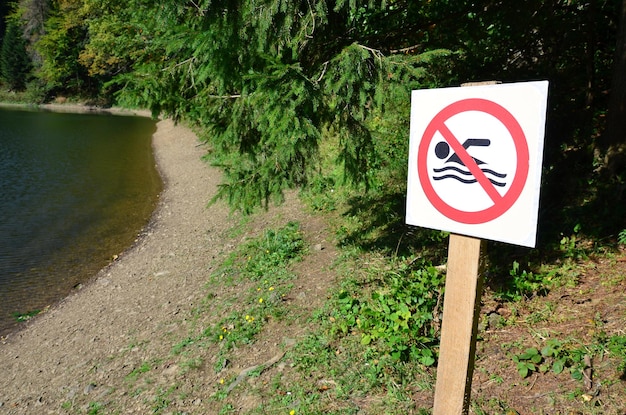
[432,234,483,414]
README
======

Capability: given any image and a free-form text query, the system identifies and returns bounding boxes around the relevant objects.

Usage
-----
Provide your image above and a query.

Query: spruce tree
[109,1,450,212]
[0,20,31,91]
[0,2,10,42]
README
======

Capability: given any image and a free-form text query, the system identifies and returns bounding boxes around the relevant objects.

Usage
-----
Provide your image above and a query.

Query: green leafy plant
[618,229,626,245]
[511,338,607,381]
[512,340,572,379]
[497,261,548,302]
[607,335,626,373]
[329,260,444,364]
[559,223,588,260]
[512,347,543,378]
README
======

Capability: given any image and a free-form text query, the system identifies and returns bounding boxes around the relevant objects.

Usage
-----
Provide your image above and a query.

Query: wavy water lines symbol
[432,138,508,187]
[432,165,507,187]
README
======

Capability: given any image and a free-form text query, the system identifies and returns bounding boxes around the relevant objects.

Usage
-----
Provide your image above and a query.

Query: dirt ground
[472,252,626,414]
[0,111,624,414]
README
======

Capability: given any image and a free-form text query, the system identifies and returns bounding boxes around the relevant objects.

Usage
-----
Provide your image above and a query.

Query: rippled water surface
[0,107,161,335]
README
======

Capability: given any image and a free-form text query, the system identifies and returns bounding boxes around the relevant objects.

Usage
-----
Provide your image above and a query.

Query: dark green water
[0,107,161,336]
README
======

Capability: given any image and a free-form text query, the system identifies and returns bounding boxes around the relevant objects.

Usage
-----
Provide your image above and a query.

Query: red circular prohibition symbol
[417,98,529,224]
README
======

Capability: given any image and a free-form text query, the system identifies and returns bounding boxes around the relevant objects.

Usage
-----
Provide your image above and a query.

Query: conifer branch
[390,44,422,54]
[357,44,384,60]
[189,0,206,17]
[316,61,329,83]
[162,57,195,71]
[206,94,242,99]
[305,0,315,38]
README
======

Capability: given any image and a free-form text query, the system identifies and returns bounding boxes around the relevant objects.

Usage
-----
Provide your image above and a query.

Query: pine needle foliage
[0,19,32,91]
[16,1,624,218]
[103,1,452,212]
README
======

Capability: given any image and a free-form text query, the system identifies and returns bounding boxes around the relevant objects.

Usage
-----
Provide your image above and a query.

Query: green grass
[170,222,307,370]
[82,221,309,412]
[12,309,41,322]
[269,155,626,413]
[62,168,625,414]
[151,190,624,414]
[233,249,443,414]
[125,361,153,383]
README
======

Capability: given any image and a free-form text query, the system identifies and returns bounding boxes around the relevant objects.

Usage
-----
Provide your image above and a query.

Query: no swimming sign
[406,81,549,247]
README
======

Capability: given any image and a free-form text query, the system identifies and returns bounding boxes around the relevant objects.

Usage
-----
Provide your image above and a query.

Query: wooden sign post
[406,80,549,414]
[432,81,495,415]
[433,234,483,414]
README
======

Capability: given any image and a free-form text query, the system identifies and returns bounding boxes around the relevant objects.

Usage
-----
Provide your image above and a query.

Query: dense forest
[1,0,625,243]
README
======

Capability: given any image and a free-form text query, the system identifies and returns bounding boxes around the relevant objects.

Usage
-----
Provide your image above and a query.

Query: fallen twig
[226,351,285,393]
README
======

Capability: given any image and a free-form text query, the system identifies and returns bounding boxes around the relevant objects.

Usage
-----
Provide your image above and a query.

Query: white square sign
[406,81,549,247]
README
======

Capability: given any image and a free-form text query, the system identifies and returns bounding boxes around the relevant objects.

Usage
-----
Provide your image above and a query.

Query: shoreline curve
[0,110,235,413]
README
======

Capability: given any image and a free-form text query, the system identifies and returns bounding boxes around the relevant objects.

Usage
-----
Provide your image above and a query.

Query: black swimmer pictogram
[432,138,507,187]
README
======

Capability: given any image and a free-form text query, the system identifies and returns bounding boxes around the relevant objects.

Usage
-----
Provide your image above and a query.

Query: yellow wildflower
[259,298,264,303]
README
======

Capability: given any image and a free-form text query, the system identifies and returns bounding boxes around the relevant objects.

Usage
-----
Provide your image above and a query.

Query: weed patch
[510,333,626,385]
[331,261,444,365]
[257,253,445,414]
[170,222,306,372]
[12,309,41,322]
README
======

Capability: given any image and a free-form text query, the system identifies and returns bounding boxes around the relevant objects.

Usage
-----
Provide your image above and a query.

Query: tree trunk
[603,0,626,174]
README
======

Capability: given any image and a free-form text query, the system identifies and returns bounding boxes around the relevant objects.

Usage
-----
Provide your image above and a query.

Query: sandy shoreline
[0,115,235,412]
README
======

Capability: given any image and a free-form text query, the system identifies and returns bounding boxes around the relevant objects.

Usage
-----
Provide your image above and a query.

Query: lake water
[0,107,161,336]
